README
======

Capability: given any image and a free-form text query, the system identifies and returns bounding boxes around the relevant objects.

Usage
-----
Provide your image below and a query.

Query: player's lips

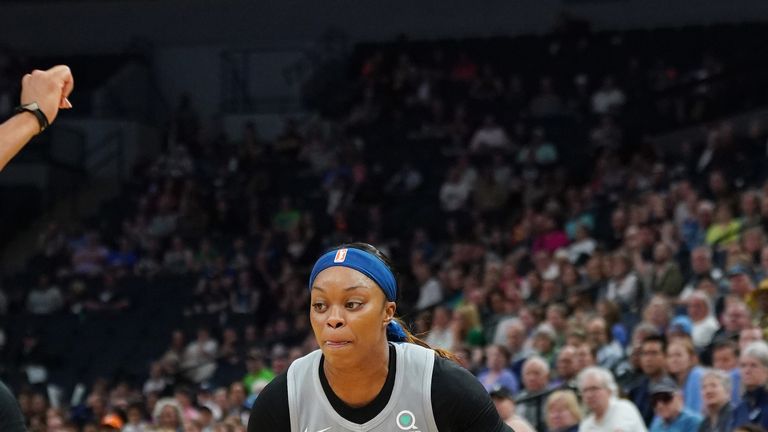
[324,340,352,348]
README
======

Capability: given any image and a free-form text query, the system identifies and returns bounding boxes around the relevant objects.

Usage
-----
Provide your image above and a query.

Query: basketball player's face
[310,267,395,361]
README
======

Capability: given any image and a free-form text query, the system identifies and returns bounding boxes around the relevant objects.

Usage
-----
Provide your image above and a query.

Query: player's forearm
[0,112,39,171]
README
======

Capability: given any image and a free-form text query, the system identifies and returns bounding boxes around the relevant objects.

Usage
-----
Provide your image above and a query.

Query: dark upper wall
[2,0,768,55]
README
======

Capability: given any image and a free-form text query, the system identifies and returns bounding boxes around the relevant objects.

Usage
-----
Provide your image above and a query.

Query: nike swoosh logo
[303,428,332,432]
[317,428,332,432]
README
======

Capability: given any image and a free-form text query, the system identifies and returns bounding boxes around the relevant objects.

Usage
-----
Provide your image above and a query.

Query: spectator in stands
[489,386,535,432]
[687,291,721,349]
[451,304,485,349]
[143,361,169,396]
[439,168,471,213]
[469,114,511,153]
[740,327,765,352]
[707,204,742,249]
[163,236,194,274]
[712,338,743,405]
[546,390,581,432]
[733,341,768,429]
[714,298,751,342]
[504,320,531,368]
[553,345,579,389]
[413,262,443,310]
[682,246,724,299]
[473,167,509,217]
[153,397,183,431]
[26,274,63,315]
[606,251,641,313]
[516,356,552,430]
[72,231,109,276]
[83,273,130,312]
[587,316,624,371]
[729,265,756,300]
[530,77,563,118]
[578,366,647,432]
[107,237,138,272]
[529,323,557,365]
[181,327,219,383]
[628,334,672,426]
[648,377,703,432]
[667,337,705,413]
[644,296,674,333]
[591,76,626,115]
[575,342,598,371]
[648,243,685,298]
[425,306,453,351]
[699,369,735,432]
[478,344,520,393]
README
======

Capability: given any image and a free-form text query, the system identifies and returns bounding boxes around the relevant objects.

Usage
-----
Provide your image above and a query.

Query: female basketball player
[248,243,513,431]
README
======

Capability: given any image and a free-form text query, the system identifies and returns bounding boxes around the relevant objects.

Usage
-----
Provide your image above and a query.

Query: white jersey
[286,342,439,432]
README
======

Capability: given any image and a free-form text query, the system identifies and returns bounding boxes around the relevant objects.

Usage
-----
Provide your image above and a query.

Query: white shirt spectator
[181,337,219,383]
[569,238,597,263]
[592,84,626,114]
[26,284,64,315]
[415,277,443,310]
[579,398,647,432]
[440,179,471,212]
[425,327,453,351]
[606,273,640,307]
[469,124,511,152]
[692,315,720,349]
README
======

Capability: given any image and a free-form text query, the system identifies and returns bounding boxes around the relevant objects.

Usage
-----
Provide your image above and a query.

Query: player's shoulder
[248,372,290,431]
[433,354,479,382]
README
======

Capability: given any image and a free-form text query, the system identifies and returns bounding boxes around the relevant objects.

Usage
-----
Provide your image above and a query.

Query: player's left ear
[383,300,396,324]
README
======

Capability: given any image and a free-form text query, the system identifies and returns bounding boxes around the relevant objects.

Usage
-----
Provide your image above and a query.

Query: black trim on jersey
[247,346,512,432]
[318,345,397,423]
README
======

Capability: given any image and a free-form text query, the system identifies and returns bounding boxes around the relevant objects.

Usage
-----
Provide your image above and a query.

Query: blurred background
[2,1,768,431]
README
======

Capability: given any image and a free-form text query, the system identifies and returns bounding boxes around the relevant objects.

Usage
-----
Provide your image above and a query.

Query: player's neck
[323,342,390,407]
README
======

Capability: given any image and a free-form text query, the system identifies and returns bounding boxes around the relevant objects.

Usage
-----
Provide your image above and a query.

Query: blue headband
[308,247,407,342]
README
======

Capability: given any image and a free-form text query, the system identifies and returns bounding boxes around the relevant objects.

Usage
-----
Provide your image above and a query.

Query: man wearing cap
[728,264,756,300]
[649,377,702,432]
[667,316,694,341]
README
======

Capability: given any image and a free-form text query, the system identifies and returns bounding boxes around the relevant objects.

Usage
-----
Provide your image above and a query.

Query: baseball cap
[489,385,514,400]
[649,377,678,396]
[728,264,751,278]
[669,316,692,336]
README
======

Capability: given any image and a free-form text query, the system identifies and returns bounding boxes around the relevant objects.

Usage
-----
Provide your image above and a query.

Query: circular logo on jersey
[396,410,417,430]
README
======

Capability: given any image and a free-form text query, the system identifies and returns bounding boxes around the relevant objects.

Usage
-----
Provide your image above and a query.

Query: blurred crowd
[3,21,768,432]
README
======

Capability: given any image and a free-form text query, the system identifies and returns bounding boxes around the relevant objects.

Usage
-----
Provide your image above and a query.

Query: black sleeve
[431,356,513,432]
[0,381,27,432]
[247,372,291,431]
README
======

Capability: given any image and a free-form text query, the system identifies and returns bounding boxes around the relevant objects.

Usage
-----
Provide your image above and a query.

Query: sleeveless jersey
[285,342,439,432]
